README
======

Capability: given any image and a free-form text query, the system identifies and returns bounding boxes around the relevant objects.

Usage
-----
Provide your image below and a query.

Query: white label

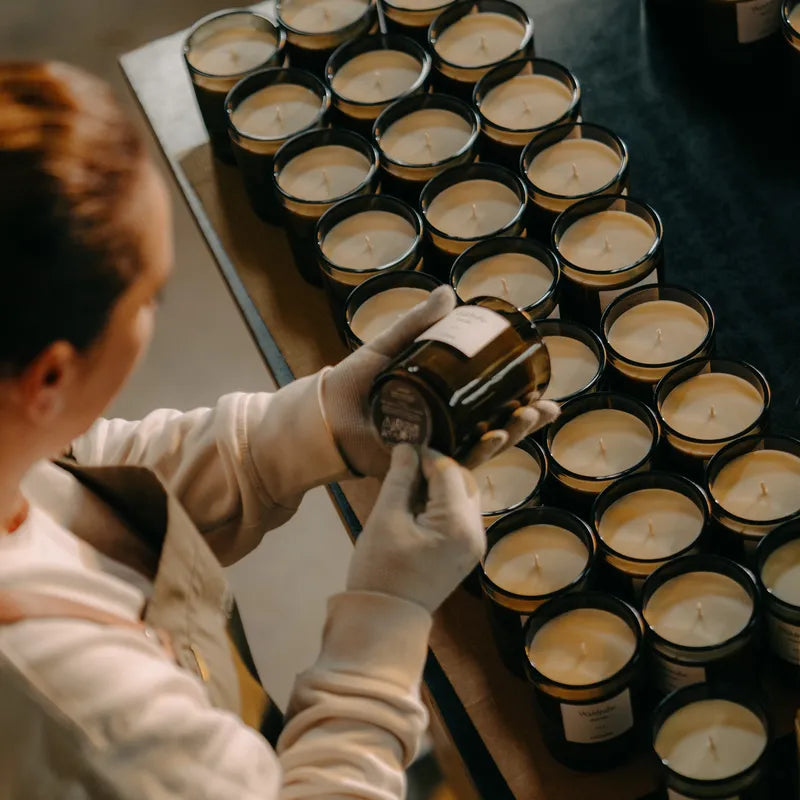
[598,272,659,312]
[417,305,510,358]
[559,688,634,744]
[654,654,707,695]
[667,791,739,800]
[768,614,800,665]
[736,0,781,43]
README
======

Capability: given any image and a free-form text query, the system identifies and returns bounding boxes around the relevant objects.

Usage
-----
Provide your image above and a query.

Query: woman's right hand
[347,444,485,614]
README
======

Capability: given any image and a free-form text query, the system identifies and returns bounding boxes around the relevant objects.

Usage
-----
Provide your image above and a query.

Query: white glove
[347,444,485,614]
[322,285,560,477]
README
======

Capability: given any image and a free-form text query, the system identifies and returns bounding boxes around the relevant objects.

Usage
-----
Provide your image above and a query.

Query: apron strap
[0,588,175,660]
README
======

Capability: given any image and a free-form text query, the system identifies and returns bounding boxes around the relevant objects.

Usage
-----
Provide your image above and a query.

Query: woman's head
[0,62,172,457]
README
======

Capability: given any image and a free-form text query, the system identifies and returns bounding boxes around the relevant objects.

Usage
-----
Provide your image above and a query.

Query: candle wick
[321,168,329,185]
[570,162,579,180]
[424,130,432,150]
[656,328,663,344]
[760,481,769,497]
[470,203,478,220]
[696,601,703,620]
[603,235,612,252]
[364,234,373,251]
[709,404,716,419]
[647,519,655,538]
[598,437,606,455]
[228,49,240,63]
[532,553,541,572]
[323,6,331,19]
[373,69,382,88]
[707,735,718,756]
[275,105,283,122]
[480,34,488,51]
[522,100,531,114]
[579,641,588,658]
[485,474,495,498]
[500,277,510,298]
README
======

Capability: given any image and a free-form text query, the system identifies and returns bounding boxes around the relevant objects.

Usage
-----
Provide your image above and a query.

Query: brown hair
[0,62,147,374]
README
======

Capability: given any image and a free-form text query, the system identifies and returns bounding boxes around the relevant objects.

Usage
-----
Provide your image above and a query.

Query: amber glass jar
[370,297,551,458]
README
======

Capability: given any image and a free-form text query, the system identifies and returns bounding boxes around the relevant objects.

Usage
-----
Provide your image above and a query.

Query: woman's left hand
[321,285,560,477]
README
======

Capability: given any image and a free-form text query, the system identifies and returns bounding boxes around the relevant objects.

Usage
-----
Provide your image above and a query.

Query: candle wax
[393,0,455,8]
[349,287,430,342]
[541,336,600,401]
[426,180,520,237]
[331,50,422,103]
[279,0,369,33]
[550,408,653,478]
[790,4,800,32]
[528,608,637,685]
[434,12,526,67]
[322,210,416,270]
[481,74,573,130]
[644,571,752,647]
[599,489,704,560]
[660,373,763,441]
[654,699,767,781]
[484,524,588,594]
[762,538,800,605]
[230,84,321,139]
[380,108,473,165]
[558,210,657,271]
[187,27,277,75]
[471,446,541,513]
[278,145,371,201]
[528,139,622,197]
[711,449,800,522]
[607,300,708,365]
[457,253,553,309]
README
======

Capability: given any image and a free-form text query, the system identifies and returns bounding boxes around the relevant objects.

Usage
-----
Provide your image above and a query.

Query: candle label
[559,688,634,744]
[597,272,658,313]
[667,791,739,800]
[736,0,781,44]
[767,615,800,665]
[417,306,510,358]
[653,654,706,695]
[375,379,431,446]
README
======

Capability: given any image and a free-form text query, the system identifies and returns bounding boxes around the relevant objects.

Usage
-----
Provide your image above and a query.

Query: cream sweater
[0,373,432,799]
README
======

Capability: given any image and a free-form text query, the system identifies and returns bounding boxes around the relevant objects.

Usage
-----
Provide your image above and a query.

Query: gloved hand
[347,444,484,613]
[322,285,560,477]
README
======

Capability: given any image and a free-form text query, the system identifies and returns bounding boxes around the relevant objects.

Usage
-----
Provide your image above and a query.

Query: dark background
[517,0,799,431]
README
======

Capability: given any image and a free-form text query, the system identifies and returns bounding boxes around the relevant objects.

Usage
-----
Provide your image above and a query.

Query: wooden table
[121,2,799,797]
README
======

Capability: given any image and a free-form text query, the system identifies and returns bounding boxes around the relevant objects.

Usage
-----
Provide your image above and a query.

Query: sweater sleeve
[70,373,350,564]
[0,591,431,800]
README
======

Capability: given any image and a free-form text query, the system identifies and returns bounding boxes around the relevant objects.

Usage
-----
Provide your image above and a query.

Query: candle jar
[273,128,379,286]
[473,58,581,171]
[473,437,549,528]
[420,162,527,281]
[184,10,286,164]
[641,554,761,696]
[651,683,771,799]
[343,269,442,350]
[226,67,330,224]
[783,0,800,92]
[699,0,783,64]
[655,358,771,482]
[315,194,424,327]
[544,392,661,516]
[600,285,715,404]
[277,0,378,78]
[373,92,480,206]
[522,122,630,245]
[592,472,710,604]
[324,34,431,137]
[450,237,560,319]
[535,319,606,404]
[369,297,551,459]
[523,591,646,770]
[705,435,800,562]
[481,506,596,676]
[428,0,535,100]
[551,194,664,330]
[380,0,456,42]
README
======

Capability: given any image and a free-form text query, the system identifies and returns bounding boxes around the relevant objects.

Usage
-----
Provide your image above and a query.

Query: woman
[0,62,558,798]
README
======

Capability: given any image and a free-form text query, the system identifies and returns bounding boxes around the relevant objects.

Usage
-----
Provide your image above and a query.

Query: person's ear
[18,341,80,425]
